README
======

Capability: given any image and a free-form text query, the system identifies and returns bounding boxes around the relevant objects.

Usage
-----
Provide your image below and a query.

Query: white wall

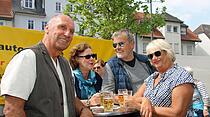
[195,33,210,56]
[176,55,210,95]
[159,22,182,55]
[181,41,195,55]
[14,0,70,30]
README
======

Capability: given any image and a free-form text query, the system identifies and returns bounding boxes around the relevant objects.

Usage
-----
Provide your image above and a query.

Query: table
[90,105,140,117]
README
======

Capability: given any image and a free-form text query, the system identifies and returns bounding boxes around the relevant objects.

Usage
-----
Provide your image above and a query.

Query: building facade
[194,24,210,56]
[0,0,13,26]
[12,0,69,30]
[135,13,201,56]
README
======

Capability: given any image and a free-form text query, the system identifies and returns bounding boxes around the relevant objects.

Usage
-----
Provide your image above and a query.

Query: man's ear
[45,25,49,34]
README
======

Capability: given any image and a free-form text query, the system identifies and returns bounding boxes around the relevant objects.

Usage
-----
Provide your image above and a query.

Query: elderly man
[1,14,93,117]
[102,29,155,94]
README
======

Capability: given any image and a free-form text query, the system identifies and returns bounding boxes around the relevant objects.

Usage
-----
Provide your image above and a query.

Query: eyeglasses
[113,42,126,48]
[78,54,97,59]
[93,66,101,70]
[147,51,162,60]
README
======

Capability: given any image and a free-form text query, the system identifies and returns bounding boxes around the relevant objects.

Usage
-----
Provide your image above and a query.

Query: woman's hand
[140,97,153,117]
[89,93,101,106]
[125,96,141,110]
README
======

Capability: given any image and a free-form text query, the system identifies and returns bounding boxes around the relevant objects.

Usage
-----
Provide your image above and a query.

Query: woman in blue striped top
[126,39,194,117]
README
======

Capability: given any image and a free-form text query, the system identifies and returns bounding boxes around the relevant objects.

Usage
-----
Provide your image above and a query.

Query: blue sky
[152,0,210,31]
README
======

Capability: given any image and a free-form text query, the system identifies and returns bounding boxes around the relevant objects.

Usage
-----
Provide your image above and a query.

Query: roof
[194,24,210,39]
[0,0,13,19]
[134,12,164,39]
[142,28,165,39]
[165,13,183,23]
[181,29,201,42]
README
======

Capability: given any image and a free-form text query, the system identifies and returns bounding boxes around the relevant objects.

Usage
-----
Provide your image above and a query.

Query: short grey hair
[146,39,176,62]
[111,29,134,42]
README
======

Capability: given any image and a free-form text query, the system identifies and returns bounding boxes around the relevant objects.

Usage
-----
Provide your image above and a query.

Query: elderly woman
[126,39,194,117]
[69,42,102,105]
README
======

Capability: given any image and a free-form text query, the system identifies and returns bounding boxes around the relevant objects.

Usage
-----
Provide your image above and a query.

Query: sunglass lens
[113,43,117,48]
[148,54,153,60]
[84,55,91,59]
[92,54,97,59]
[118,42,125,47]
[154,51,161,57]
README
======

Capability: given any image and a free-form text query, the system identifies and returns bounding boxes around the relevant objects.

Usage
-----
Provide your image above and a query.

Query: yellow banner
[0,26,115,104]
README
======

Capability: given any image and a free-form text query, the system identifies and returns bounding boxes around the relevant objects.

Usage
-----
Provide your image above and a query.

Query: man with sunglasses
[102,29,155,94]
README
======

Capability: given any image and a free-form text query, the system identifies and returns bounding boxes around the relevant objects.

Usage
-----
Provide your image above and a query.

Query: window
[56,2,61,12]
[187,45,193,55]
[167,25,172,32]
[143,42,149,54]
[181,28,186,35]
[174,43,179,54]
[28,20,34,29]
[41,21,47,30]
[24,0,34,9]
[173,26,178,33]
[0,21,4,26]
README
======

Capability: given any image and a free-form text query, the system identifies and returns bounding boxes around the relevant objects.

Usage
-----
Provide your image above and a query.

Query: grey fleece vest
[24,42,77,117]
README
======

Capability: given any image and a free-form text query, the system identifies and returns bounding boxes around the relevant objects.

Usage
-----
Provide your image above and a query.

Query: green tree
[64,0,166,39]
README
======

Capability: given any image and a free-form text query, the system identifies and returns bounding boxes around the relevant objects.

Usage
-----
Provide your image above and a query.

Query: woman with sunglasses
[93,59,106,78]
[126,39,194,117]
[69,42,102,106]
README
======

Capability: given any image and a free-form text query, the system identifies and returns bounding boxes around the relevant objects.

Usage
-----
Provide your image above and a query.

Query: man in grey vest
[1,14,93,117]
[102,29,155,94]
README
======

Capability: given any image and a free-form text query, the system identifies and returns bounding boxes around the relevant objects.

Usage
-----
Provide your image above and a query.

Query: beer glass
[103,91,114,112]
[118,89,127,108]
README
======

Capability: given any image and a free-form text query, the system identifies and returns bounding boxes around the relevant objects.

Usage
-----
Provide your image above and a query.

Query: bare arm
[75,97,93,117]
[134,83,146,97]
[4,95,26,117]
[153,83,194,117]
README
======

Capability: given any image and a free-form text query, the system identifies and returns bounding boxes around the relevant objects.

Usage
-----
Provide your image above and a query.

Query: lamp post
[149,0,153,41]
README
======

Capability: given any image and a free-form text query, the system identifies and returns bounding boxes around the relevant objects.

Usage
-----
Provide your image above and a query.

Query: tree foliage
[64,0,166,39]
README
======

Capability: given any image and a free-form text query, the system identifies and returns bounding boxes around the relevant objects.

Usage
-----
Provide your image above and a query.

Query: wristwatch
[86,99,90,107]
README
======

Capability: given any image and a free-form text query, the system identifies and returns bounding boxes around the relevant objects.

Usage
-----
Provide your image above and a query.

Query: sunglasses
[112,42,126,48]
[78,54,97,59]
[93,66,101,70]
[147,51,162,60]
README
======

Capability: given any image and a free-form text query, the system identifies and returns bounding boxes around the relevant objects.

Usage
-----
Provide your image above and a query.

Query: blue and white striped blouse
[144,64,194,116]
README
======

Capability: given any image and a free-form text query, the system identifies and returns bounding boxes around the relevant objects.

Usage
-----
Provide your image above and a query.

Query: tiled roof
[194,24,210,39]
[0,0,13,19]
[134,12,164,39]
[181,29,201,42]
[165,13,183,23]
[142,28,165,39]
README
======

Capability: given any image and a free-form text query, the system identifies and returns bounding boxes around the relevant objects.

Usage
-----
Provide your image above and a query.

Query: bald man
[1,14,93,117]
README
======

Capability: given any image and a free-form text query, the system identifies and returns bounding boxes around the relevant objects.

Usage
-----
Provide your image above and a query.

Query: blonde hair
[146,39,176,62]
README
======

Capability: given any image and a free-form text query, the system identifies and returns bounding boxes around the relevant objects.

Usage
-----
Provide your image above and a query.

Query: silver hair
[111,29,134,42]
[146,39,176,62]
